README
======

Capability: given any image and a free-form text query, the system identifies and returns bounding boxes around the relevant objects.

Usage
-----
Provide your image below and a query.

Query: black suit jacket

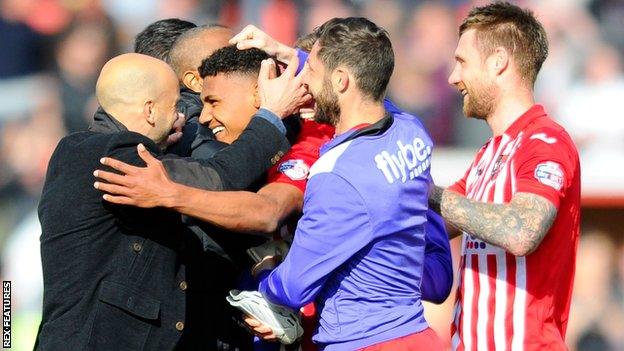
[36,111,289,350]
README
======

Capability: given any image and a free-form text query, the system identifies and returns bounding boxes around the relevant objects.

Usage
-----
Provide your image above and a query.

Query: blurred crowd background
[0,0,622,350]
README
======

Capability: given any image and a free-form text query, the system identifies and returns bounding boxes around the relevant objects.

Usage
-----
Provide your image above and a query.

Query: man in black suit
[35,52,304,350]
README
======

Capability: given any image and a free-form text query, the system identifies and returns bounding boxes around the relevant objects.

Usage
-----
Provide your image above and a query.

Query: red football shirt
[448,105,581,351]
[267,119,335,192]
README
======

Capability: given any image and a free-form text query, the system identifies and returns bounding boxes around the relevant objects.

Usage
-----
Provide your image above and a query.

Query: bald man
[166,25,233,159]
[35,53,291,350]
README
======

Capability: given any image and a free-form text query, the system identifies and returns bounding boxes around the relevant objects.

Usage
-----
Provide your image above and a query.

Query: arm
[429,187,557,256]
[230,25,297,64]
[166,181,302,234]
[258,173,372,309]
[421,210,453,304]
[162,112,290,191]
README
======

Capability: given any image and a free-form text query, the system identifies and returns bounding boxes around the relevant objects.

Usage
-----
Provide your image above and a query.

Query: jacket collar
[89,106,128,133]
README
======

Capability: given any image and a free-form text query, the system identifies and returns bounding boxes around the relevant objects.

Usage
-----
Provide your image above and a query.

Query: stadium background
[0,0,622,349]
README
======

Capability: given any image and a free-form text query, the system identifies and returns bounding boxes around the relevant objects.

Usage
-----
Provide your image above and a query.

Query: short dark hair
[169,24,230,77]
[198,45,272,78]
[134,18,196,62]
[294,32,318,53]
[314,17,394,101]
[459,2,548,85]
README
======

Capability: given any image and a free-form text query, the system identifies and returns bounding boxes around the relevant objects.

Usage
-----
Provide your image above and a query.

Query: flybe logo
[374,138,432,184]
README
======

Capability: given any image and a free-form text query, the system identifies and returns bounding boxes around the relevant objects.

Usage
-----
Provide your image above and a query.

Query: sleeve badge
[278,159,310,181]
[534,161,564,191]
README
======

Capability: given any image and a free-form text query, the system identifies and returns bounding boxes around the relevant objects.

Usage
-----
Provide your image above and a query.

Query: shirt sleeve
[258,172,373,309]
[267,120,332,193]
[514,131,576,208]
[448,166,470,195]
[421,210,453,304]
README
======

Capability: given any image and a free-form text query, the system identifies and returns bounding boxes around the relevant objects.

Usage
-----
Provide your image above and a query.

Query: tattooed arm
[429,185,557,256]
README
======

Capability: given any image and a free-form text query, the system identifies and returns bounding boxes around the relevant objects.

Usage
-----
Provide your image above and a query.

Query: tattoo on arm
[430,186,557,256]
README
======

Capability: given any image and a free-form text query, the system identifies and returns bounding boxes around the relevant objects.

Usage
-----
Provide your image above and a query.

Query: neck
[334,94,386,135]
[109,108,156,141]
[486,86,535,136]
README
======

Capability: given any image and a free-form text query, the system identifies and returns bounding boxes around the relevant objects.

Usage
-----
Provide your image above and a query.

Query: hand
[93,144,177,208]
[230,25,296,63]
[251,255,282,279]
[258,56,312,119]
[163,112,185,148]
[243,314,277,342]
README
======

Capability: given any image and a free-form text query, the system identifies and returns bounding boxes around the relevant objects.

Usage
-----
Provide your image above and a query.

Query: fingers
[101,194,134,205]
[166,132,183,146]
[236,39,265,51]
[100,157,138,175]
[93,181,132,198]
[243,318,274,334]
[137,144,159,166]
[301,93,313,106]
[243,315,277,341]
[243,315,262,328]
[229,24,260,45]
[282,53,300,78]
[172,112,185,132]
[93,169,130,186]
[258,59,276,83]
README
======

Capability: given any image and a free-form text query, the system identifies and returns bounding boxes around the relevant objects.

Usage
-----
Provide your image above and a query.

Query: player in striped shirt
[429,2,581,351]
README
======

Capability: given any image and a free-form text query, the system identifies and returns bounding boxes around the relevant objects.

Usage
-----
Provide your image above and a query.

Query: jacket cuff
[255,108,286,135]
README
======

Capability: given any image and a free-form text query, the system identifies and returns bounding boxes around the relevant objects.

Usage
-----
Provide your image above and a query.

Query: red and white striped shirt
[448,105,581,351]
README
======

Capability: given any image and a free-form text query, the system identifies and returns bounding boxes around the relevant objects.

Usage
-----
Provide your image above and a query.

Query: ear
[183,70,203,93]
[252,82,261,109]
[490,46,509,77]
[333,68,349,93]
[143,100,156,125]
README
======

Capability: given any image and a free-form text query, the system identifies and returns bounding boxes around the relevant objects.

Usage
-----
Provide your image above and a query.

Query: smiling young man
[197,47,266,144]
[428,3,581,350]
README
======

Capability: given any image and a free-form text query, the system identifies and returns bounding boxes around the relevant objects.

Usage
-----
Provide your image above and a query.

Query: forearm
[430,186,556,256]
[163,183,280,235]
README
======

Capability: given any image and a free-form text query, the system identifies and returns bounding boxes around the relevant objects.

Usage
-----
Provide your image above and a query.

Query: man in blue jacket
[251,18,444,350]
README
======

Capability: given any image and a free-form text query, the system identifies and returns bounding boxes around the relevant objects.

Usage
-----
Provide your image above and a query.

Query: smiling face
[198,72,259,144]
[448,29,497,120]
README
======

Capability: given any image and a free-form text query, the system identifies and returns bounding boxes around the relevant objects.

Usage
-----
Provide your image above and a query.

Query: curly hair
[198,45,273,78]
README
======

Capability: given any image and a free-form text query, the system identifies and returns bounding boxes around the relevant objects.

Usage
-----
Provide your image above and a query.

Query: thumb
[137,143,157,165]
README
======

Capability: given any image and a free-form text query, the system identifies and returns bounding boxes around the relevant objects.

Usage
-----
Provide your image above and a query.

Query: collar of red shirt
[503,104,548,137]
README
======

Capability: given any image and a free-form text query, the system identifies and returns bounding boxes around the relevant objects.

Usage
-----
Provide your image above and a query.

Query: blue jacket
[259,110,438,350]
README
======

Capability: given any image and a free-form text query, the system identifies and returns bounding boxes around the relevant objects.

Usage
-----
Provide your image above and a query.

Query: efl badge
[491,154,509,177]
[278,159,310,181]
[534,161,564,190]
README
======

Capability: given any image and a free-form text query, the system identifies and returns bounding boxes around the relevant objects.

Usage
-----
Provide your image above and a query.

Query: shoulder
[102,132,162,167]
[521,116,579,160]
[308,140,352,178]
[50,131,107,161]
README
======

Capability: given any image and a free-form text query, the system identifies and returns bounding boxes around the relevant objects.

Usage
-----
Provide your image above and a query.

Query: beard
[462,79,496,120]
[313,77,340,126]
